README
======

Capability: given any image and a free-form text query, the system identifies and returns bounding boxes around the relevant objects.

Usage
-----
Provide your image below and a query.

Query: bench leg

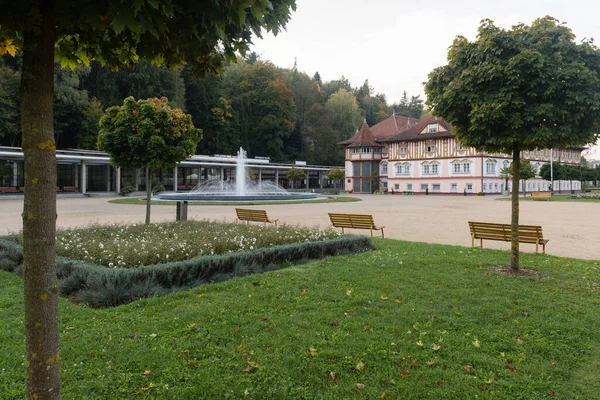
[471,235,474,248]
[480,239,483,249]
[381,228,384,239]
[535,242,539,253]
[543,243,546,254]
[370,228,373,238]
[341,227,344,235]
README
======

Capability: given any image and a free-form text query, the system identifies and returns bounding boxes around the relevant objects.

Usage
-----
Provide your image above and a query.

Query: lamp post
[550,148,554,193]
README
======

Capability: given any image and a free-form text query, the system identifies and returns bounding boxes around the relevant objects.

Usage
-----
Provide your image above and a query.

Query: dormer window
[426,145,435,153]
[427,123,438,133]
[362,147,372,154]
[400,147,407,154]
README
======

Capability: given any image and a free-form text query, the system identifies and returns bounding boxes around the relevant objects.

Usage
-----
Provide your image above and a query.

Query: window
[427,123,438,133]
[395,163,410,175]
[406,184,413,191]
[381,162,388,175]
[483,183,487,192]
[486,159,497,175]
[347,179,351,183]
[426,145,435,153]
[363,147,372,154]
[452,160,471,174]
[383,181,388,188]
[374,147,382,154]
[503,160,510,169]
[351,148,360,154]
[394,183,400,190]
[457,143,465,150]
[466,184,473,192]
[420,184,428,192]
[422,162,439,175]
[432,184,441,192]
[400,147,407,154]
[450,183,457,193]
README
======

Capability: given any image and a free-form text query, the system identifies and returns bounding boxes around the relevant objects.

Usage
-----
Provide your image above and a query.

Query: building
[342,114,583,194]
[0,146,338,194]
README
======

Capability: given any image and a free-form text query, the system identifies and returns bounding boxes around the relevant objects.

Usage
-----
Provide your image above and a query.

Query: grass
[1,240,599,399]
[109,196,362,206]
[53,220,341,268]
[496,193,600,202]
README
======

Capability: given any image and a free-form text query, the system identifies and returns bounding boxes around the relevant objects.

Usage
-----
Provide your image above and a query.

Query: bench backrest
[531,192,551,198]
[328,213,375,229]
[469,221,544,244]
[236,208,270,222]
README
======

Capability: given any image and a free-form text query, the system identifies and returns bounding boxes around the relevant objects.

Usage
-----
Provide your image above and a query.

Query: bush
[0,238,24,275]
[120,185,136,194]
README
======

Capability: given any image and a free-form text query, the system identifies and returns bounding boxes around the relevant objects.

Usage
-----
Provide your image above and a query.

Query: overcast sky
[251,0,600,159]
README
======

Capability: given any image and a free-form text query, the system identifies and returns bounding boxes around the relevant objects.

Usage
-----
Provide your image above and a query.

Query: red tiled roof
[379,115,454,142]
[370,115,421,139]
[341,120,383,147]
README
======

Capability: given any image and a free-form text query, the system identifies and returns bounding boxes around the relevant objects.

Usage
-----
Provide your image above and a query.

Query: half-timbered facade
[342,114,583,194]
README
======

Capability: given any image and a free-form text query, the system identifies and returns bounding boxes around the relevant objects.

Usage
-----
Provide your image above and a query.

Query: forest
[0,53,423,165]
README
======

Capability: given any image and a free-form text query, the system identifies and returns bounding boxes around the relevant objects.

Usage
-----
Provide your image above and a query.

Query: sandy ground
[1,194,598,260]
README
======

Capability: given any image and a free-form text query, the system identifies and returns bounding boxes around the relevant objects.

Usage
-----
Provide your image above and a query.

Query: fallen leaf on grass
[356,361,365,371]
[505,363,517,373]
[431,344,441,351]
[309,347,318,357]
[143,370,151,376]
[141,382,154,391]
[355,383,365,391]
[329,371,339,382]
[400,369,410,377]
[473,339,481,348]
[463,365,472,374]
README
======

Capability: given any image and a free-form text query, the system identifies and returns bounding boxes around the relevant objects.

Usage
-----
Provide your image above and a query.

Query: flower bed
[55,220,341,268]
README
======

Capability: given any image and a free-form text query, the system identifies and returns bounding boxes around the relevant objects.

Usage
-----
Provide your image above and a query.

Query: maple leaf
[143,370,151,376]
[473,339,481,348]
[431,344,441,351]
[356,361,365,371]
[416,340,423,347]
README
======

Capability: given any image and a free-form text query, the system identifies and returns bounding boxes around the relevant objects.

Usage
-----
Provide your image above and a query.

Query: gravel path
[1,194,598,260]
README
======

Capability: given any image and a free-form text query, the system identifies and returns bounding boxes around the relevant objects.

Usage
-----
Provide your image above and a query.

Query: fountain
[158,148,319,201]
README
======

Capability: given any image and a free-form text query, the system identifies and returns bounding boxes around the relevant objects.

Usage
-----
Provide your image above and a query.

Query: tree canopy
[425,16,600,271]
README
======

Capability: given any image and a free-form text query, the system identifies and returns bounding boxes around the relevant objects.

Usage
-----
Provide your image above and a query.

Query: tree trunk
[145,167,151,224]
[510,146,521,272]
[21,1,61,398]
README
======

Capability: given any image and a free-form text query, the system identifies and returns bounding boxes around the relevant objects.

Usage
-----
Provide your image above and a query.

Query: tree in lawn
[327,168,346,188]
[287,167,307,189]
[425,17,600,271]
[98,96,200,224]
[0,1,296,398]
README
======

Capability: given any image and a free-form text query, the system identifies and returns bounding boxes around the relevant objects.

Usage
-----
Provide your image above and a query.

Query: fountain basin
[158,192,319,201]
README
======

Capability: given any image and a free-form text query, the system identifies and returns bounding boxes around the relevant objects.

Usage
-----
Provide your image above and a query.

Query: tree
[326,88,364,141]
[0,66,21,146]
[425,17,600,271]
[499,166,511,193]
[1,1,295,397]
[327,168,345,188]
[286,167,307,189]
[99,97,200,224]
[392,90,424,119]
[510,159,536,196]
[301,103,342,165]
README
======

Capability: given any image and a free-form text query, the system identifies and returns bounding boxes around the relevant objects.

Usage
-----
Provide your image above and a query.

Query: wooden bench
[235,208,278,226]
[531,191,551,201]
[468,221,549,253]
[328,213,385,238]
[62,186,78,193]
[0,186,20,194]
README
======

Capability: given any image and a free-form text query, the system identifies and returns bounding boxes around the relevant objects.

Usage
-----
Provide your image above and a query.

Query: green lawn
[497,193,600,202]
[1,240,599,399]
[109,196,361,206]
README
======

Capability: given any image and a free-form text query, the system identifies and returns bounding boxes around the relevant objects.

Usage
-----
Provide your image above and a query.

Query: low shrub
[0,237,24,275]
[54,235,374,307]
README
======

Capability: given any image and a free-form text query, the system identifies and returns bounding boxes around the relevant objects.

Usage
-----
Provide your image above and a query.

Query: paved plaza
[1,194,598,260]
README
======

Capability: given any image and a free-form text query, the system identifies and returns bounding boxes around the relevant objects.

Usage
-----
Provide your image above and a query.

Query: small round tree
[286,167,307,189]
[425,17,600,271]
[98,97,201,224]
[327,168,345,188]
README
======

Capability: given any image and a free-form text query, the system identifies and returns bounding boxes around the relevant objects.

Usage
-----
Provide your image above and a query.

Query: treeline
[0,54,424,164]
